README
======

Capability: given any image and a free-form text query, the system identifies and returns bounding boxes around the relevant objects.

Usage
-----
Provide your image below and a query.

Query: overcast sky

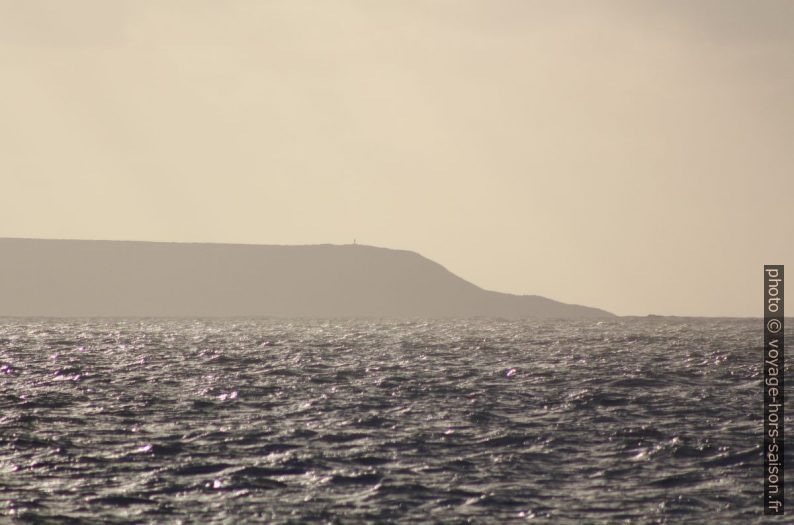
[1,0,792,316]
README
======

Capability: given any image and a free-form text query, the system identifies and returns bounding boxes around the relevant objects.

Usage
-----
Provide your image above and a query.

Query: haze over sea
[1,318,790,523]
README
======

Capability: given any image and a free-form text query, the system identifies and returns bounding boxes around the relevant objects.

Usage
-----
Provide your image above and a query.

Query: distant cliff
[0,238,614,318]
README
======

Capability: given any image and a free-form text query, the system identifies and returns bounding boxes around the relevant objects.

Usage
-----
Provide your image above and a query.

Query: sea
[0,317,790,524]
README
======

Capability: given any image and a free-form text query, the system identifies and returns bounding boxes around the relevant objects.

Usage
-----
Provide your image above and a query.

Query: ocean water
[0,318,789,523]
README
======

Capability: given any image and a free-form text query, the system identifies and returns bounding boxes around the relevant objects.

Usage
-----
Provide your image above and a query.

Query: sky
[1,0,792,317]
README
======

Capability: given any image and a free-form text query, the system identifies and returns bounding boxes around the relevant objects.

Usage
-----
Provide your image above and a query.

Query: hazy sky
[1,0,792,317]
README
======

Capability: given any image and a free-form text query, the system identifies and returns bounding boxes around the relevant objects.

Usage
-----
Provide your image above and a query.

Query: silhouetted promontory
[0,238,614,318]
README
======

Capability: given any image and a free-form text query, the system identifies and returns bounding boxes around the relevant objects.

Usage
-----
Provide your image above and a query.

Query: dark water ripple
[0,318,790,523]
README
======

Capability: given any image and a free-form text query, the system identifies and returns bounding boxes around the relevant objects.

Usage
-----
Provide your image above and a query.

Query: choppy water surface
[0,318,789,523]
